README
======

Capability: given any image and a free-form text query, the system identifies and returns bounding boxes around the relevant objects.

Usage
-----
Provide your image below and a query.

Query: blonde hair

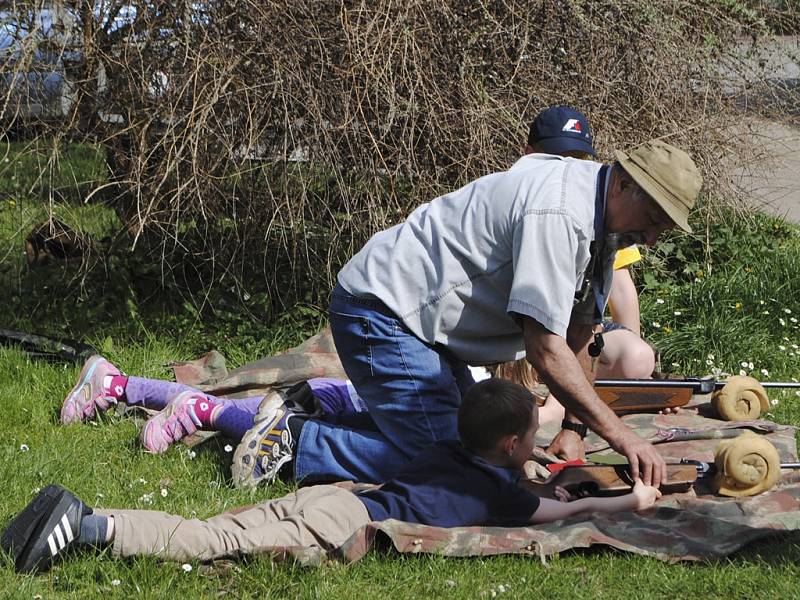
[492,359,537,389]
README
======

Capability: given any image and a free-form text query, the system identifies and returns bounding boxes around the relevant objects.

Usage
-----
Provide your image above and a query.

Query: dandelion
[779,345,787,351]
[139,492,154,505]
[137,477,147,485]
[187,449,197,459]
[181,563,193,573]
[498,584,507,593]
[160,488,168,497]
[706,359,714,366]
[779,318,787,326]
[663,326,672,333]
[111,579,121,586]
[670,362,681,368]
[748,362,754,369]
[674,311,682,316]
[739,369,747,376]
[735,302,742,310]
[224,444,233,453]
[707,353,715,360]
[656,298,665,305]
[19,444,29,452]
[741,361,749,368]
[760,300,766,305]
[652,322,661,328]
[792,318,798,324]
[772,399,780,406]
[761,369,769,377]
[785,308,793,314]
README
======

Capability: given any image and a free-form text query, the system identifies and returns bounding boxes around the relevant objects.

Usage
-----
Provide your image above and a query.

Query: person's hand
[630,479,662,510]
[522,459,552,480]
[554,485,574,503]
[610,430,666,487]
[546,429,586,461]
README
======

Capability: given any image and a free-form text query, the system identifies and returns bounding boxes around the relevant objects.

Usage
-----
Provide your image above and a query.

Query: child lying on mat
[4,379,659,574]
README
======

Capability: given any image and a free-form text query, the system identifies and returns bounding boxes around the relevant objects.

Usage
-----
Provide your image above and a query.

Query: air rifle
[592,375,800,421]
[526,432,798,499]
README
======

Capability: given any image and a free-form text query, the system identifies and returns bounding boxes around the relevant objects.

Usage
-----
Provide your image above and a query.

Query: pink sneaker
[60,356,122,424]
[141,391,208,454]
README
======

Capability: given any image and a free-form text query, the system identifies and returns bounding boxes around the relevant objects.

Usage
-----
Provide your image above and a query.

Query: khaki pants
[94,485,371,562]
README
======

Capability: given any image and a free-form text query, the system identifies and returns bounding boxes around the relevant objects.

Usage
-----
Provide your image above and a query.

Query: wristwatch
[561,420,588,439]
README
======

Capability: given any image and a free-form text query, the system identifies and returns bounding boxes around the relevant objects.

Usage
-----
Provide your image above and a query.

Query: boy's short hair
[458,378,536,453]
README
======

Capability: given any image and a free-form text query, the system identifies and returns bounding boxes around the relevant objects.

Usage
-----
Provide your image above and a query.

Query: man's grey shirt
[337,154,614,364]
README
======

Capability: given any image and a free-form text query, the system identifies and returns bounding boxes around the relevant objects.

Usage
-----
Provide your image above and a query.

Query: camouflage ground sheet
[172,335,800,563]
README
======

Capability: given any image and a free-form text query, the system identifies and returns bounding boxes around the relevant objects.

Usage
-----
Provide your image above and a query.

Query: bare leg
[594,329,655,379]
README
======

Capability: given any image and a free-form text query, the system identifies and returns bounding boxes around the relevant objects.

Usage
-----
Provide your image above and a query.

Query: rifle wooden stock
[523,464,697,500]
[594,385,693,414]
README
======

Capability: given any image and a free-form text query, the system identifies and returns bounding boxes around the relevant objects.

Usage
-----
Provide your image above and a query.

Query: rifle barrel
[594,379,800,391]
[761,382,800,389]
[594,379,713,389]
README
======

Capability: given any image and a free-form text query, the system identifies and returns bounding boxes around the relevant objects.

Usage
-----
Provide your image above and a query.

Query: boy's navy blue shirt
[356,440,541,528]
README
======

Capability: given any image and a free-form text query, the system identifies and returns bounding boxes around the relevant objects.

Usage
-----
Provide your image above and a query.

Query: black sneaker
[1,484,89,573]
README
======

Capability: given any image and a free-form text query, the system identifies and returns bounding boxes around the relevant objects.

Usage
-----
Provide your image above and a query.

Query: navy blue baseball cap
[527,106,596,157]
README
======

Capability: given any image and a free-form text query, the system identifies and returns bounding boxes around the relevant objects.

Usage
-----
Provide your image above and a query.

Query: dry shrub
[1,1,798,307]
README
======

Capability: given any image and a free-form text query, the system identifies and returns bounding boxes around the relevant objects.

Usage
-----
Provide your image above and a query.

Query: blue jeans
[294,284,474,483]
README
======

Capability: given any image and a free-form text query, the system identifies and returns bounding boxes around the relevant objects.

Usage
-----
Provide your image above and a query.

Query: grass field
[1,143,800,598]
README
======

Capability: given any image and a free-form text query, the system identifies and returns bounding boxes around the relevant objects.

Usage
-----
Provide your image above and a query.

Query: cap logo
[562,119,582,133]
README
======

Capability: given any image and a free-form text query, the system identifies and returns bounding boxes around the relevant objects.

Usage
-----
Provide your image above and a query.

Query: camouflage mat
[171,328,345,398]
[172,334,800,563]
[334,476,800,565]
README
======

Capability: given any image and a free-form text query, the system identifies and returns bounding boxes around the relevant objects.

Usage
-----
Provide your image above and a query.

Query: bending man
[240,139,702,488]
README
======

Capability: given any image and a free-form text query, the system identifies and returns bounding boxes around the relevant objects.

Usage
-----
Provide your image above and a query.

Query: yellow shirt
[613,245,641,270]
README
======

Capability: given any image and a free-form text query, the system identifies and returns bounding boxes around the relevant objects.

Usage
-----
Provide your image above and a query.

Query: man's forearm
[529,339,627,440]
[524,318,627,441]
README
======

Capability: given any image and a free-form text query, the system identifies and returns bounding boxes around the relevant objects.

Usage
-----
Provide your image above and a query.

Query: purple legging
[124,376,370,442]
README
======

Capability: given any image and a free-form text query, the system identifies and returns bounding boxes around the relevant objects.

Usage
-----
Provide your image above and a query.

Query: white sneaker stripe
[47,533,58,556]
[54,523,65,550]
[61,513,74,542]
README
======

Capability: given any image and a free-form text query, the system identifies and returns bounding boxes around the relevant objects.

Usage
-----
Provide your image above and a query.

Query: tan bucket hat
[615,140,702,233]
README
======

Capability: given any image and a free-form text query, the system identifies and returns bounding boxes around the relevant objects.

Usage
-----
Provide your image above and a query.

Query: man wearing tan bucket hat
[546,140,702,470]
[243,137,701,491]
[615,140,699,234]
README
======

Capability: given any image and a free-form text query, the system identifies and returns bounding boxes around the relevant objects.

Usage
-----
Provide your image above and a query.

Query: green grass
[2,144,800,597]
[2,345,800,599]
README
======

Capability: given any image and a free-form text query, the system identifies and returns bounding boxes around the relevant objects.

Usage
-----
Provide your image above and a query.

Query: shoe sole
[231,398,286,489]
[61,355,111,424]
[1,485,65,567]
